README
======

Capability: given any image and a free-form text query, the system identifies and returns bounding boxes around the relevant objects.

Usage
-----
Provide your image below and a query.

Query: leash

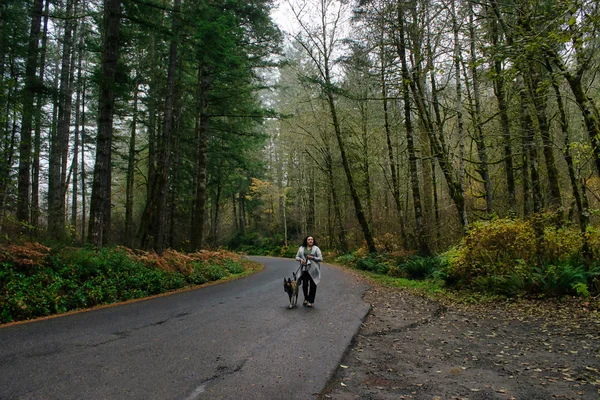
[294,261,307,280]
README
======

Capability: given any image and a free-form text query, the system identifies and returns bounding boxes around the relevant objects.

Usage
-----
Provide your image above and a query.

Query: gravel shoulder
[319,278,600,400]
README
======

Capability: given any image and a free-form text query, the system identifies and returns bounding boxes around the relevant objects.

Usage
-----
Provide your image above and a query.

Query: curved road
[0,256,370,400]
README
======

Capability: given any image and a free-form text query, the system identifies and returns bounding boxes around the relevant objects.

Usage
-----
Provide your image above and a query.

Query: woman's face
[307,237,314,245]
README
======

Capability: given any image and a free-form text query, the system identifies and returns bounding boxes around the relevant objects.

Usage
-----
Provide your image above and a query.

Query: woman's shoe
[306,303,313,307]
[303,300,308,306]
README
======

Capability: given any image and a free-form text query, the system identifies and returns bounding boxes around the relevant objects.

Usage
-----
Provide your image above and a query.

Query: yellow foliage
[540,226,584,262]
[447,218,537,282]
[374,232,403,252]
[354,246,369,259]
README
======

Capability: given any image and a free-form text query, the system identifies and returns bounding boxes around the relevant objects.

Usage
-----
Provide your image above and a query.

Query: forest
[2,0,600,318]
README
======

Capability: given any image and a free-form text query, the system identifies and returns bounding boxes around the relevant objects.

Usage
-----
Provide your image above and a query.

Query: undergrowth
[0,244,259,324]
[334,216,600,302]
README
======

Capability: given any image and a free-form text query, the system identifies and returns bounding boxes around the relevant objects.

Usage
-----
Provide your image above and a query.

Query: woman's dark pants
[300,271,317,303]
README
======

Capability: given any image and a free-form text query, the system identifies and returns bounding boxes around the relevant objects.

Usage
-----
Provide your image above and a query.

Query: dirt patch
[319,284,600,400]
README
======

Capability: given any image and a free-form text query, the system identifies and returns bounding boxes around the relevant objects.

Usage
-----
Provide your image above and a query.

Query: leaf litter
[318,282,600,400]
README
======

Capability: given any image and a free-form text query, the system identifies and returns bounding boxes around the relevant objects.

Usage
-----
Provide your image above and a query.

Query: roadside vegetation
[0,243,260,324]
[334,216,600,305]
[5,214,599,325]
[226,215,600,305]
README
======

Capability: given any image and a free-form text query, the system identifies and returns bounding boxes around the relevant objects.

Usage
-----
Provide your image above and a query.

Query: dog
[283,272,299,309]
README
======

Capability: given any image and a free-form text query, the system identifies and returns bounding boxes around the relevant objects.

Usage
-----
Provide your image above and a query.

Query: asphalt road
[0,256,370,400]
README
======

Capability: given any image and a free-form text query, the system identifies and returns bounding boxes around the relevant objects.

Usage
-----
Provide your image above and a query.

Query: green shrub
[205,265,227,281]
[356,255,388,274]
[0,246,245,324]
[530,263,588,297]
[224,260,245,274]
[335,253,356,266]
[472,274,526,297]
[401,256,443,280]
[445,218,537,285]
[279,246,298,258]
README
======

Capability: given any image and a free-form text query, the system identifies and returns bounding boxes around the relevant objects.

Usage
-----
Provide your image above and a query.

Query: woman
[295,236,323,307]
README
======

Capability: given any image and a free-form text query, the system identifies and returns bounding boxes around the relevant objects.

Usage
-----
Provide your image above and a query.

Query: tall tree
[139,0,181,254]
[16,0,44,224]
[291,0,376,253]
[396,0,430,255]
[88,0,121,248]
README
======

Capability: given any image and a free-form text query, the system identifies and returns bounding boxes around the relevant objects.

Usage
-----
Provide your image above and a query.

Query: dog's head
[283,276,297,294]
[283,277,292,293]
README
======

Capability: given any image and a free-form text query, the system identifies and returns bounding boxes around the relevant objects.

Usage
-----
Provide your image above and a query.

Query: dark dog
[283,272,299,309]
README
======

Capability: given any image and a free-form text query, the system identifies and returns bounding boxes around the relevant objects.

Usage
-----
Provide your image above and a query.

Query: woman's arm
[295,247,304,261]
[312,247,323,262]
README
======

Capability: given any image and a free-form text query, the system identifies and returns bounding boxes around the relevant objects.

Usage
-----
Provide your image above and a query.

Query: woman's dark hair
[302,236,318,247]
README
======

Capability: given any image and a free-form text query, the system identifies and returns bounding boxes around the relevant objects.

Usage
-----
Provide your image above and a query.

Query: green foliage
[472,274,526,297]
[530,263,589,297]
[362,271,446,296]
[338,216,600,301]
[224,259,245,274]
[397,256,444,280]
[355,254,389,275]
[0,246,249,324]
[226,232,294,257]
[335,253,356,265]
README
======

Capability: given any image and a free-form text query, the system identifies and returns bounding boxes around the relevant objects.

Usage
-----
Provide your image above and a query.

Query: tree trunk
[380,35,406,247]
[451,0,467,227]
[191,64,209,250]
[16,0,44,224]
[325,89,375,251]
[238,192,246,236]
[232,193,239,233]
[562,72,600,177]
[71,46,83,234]
[88,0,121,248]
[325,148,348,252]
[49,0,78,238]
[212,181,222,247]
[519,77,542,214]
[488,9,516,213]
[526,68,562,211]
[359,96,373,224]
[80,78,87,240]
[406,1,467,234]
[151,0,179,254]
[31,0,50,228]
[467,3,493,215]
[549,67,587,231]
[125,81,139,248]
[0,105,18,230]
[307,164,315,233]
[397,3,430,255]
